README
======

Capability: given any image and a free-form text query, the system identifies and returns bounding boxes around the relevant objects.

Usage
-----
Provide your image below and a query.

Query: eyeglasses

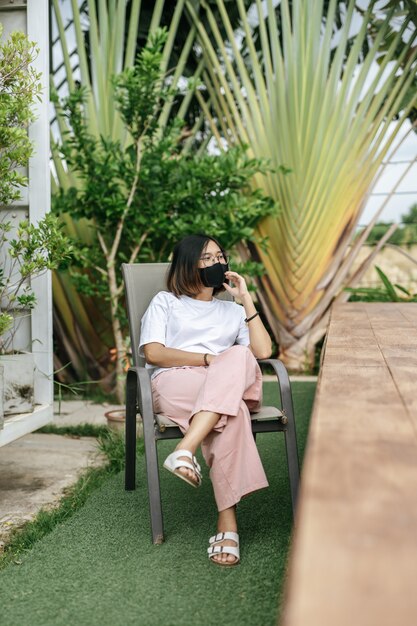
[199,252,228,266]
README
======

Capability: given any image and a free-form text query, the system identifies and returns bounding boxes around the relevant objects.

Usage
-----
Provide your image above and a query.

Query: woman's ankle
[217,505,237,533]
[174,442,196,456]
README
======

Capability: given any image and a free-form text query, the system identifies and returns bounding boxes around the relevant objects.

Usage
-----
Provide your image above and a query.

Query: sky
[351,2,417,226]
[51,1,417,226]
[359,120,417,226]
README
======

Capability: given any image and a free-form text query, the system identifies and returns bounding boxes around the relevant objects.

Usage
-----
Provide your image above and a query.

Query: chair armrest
[126,366,154,423]
[257,358,294,425]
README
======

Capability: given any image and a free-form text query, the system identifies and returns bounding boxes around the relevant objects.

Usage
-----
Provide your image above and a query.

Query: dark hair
[167,234,227,297]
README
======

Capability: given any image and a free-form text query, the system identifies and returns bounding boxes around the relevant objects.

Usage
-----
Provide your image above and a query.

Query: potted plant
[0,214,72,414]
[0,25,72,416]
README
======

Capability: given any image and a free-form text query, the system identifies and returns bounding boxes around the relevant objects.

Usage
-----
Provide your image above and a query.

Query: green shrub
[345,266,417,302]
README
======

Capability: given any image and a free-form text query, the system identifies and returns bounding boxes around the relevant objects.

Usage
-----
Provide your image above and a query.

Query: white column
[27,0,53,407]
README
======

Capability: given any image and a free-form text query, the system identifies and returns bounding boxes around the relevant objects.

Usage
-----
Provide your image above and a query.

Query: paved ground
[0,376,317,551]
[0,401,121,551]
[52,399,121,426]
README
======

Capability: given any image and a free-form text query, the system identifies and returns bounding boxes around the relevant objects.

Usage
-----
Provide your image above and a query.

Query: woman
[140,234,272,566]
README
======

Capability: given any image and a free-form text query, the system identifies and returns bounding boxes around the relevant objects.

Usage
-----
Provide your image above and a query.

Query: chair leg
[125,370,137,491]
[136,368,165,544]
[280,381,300,518]
[259,359,300,518]
[284,424,300,518]
[142,420,164,544]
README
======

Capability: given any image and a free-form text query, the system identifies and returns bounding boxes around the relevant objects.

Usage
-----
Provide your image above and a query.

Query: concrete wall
[352,245,417,291]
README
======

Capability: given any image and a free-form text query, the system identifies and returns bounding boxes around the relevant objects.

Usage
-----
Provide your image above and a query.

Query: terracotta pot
[104,409,143,437]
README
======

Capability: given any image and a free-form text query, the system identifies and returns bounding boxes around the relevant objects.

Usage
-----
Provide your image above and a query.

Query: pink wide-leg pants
[151,345,269,511]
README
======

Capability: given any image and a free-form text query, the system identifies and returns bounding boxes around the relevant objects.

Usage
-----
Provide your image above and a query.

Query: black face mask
[199,262,229,288]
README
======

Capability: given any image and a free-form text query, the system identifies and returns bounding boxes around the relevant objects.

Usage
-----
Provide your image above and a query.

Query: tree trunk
[107,264,126,404]
[278,338,318,373]
[112,317,126,405]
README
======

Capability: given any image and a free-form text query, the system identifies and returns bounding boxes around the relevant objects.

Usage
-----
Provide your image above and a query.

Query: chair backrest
[122,263,170,367]
[122,262,233,367]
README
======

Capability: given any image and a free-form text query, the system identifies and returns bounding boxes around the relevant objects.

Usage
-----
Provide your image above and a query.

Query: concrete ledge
[281,303,417,626]
[0,404,53,448]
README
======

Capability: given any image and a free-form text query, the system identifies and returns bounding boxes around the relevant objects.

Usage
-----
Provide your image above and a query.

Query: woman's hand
[223,271,250,300]
[223,270,272,360]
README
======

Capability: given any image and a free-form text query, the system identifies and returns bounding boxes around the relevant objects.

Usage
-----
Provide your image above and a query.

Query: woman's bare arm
[239,293,272,360]
[143,343,214,368]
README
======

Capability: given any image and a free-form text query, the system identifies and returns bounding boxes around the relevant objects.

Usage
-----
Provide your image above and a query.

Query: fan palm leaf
[188,0,417,368]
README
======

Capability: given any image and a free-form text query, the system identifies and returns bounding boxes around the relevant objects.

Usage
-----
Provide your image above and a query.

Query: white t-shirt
[139,291,250,378]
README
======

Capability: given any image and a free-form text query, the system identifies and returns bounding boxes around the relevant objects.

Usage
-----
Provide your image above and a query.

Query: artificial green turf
[0,381,315,626]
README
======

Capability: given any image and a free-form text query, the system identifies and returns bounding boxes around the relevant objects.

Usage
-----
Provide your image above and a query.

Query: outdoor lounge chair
[122,262,300,544]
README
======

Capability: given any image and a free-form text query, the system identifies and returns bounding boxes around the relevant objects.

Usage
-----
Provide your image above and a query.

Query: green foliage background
[52,29,279,396]
[366,204,417,246]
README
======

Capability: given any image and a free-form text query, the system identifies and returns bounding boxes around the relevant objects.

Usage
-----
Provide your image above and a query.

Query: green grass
[0,381,315,626]
[38,423,110,438]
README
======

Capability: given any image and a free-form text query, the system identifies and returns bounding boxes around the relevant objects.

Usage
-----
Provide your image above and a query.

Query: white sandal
[163,449,202,488]
[207,531,240,567]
